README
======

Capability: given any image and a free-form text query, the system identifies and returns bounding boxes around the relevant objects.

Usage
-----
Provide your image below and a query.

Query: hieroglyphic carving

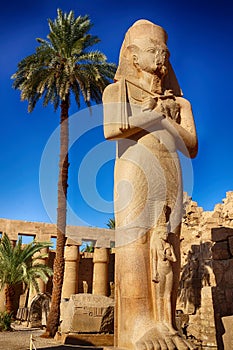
[61,294,114,334]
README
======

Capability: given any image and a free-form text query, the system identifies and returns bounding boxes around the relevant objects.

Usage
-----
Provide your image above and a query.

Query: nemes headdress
[115,19,182,96]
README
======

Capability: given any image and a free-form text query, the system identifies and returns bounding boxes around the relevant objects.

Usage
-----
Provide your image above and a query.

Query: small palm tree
[12,9,116,337]
[0,234,53,317]
[81,242,94,253]
[106,217,115,229]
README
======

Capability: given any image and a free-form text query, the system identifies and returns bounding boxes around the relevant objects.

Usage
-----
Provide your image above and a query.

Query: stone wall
[178,192,233,349]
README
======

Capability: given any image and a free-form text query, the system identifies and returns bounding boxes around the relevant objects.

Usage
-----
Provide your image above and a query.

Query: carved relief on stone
[109,281,115,298]
[150,223,177,333]
[27,293,50,328]
[60,294,114,334]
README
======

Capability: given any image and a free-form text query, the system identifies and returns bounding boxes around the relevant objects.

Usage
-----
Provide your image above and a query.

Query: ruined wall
[178,191,233,349]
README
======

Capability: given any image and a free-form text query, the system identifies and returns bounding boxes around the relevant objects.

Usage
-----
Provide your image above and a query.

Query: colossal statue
[103,19,197,350]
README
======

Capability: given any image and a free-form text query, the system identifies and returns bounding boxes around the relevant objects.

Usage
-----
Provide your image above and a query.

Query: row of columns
[30,243,111,300]
[27,245,111,307]
[62,245,110,299]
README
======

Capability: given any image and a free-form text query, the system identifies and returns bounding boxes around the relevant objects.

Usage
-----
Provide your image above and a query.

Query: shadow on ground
[37,346,103,350]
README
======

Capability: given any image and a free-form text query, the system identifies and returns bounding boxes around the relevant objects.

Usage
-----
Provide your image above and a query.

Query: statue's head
[128,37,170,77]
[115,20,168,79]
[157,223,169,241]
[115,19,182,96]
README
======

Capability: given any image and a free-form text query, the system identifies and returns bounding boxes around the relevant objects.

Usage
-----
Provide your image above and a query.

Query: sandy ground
[0,323,60,350]
[0,323,101,350]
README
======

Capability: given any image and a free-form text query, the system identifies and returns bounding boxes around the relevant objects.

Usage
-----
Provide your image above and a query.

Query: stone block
[212,211,221,218]
[61,294,114,334]
[212,227,233,242]
[206,217,220,225]
[212,241,230,260]
[222,316,233,350]
[228,236,233,256]
[63,333,114,346]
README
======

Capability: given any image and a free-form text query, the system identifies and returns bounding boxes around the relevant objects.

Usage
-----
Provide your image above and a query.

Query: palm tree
[12,9,116,337]
[106,217,115,229]
[81,242,94,253]
[0,234,53,317]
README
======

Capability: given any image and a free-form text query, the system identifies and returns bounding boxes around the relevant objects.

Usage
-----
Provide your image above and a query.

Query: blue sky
[1,0,233,228]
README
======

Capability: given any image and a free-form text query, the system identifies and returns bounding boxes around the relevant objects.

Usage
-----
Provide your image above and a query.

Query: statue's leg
[151,254,157,282]
[169,225,181,328]
[114,151,195,348]
[115,235,154,349]
[163,271,178,335]
[157,274,166,324]
[115,233,196,350]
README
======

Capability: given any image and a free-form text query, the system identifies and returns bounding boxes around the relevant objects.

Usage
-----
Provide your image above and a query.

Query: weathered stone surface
[228,235,233,256]
[62,245,80,299]
[63,333,114,346]
[222,315,233,350]
[60,294,114,334]
[212,227,233,242]
[212,259,233,318]
[0,217,115,248]
[178,192,233,347]
[27,293,50,328]
[92,248,110,296]
[212,241,230,260]
[186,287,216,347]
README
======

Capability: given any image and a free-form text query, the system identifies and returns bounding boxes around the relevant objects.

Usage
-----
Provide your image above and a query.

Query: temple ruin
[1,191,233,348]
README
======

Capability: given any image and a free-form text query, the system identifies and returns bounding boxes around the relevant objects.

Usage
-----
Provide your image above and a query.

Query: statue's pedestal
[61,294,114,334]
[60,294,114,347]
[59,333,114,346]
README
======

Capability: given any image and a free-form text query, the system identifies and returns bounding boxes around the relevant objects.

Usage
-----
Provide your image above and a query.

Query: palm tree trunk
[5,284,15,317]
[46,95,69,337]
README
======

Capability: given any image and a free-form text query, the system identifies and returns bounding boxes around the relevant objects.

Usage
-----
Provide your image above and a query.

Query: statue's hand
[142,96,157,111]
[164,247,172,257]
[152,272,160,283]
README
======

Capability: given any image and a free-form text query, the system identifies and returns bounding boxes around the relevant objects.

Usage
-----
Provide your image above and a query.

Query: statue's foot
[135,323,196,350]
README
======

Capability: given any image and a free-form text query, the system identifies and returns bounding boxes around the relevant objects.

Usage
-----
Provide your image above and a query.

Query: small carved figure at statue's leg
[151,224,177,333]
[135,227,197,349]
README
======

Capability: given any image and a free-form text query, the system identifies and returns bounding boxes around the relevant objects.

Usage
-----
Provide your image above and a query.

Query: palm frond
[12,8,116,112]
[0,234,53,291]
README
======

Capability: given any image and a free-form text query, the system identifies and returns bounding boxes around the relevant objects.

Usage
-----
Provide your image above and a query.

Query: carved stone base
[61,333,114,346]
[61,294,114,333]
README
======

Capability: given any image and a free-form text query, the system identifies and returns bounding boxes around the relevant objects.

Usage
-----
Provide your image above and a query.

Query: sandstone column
[92,247,110,296]
[62,243,80,299]
[36,247,49,293]
[28,247,50,307]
